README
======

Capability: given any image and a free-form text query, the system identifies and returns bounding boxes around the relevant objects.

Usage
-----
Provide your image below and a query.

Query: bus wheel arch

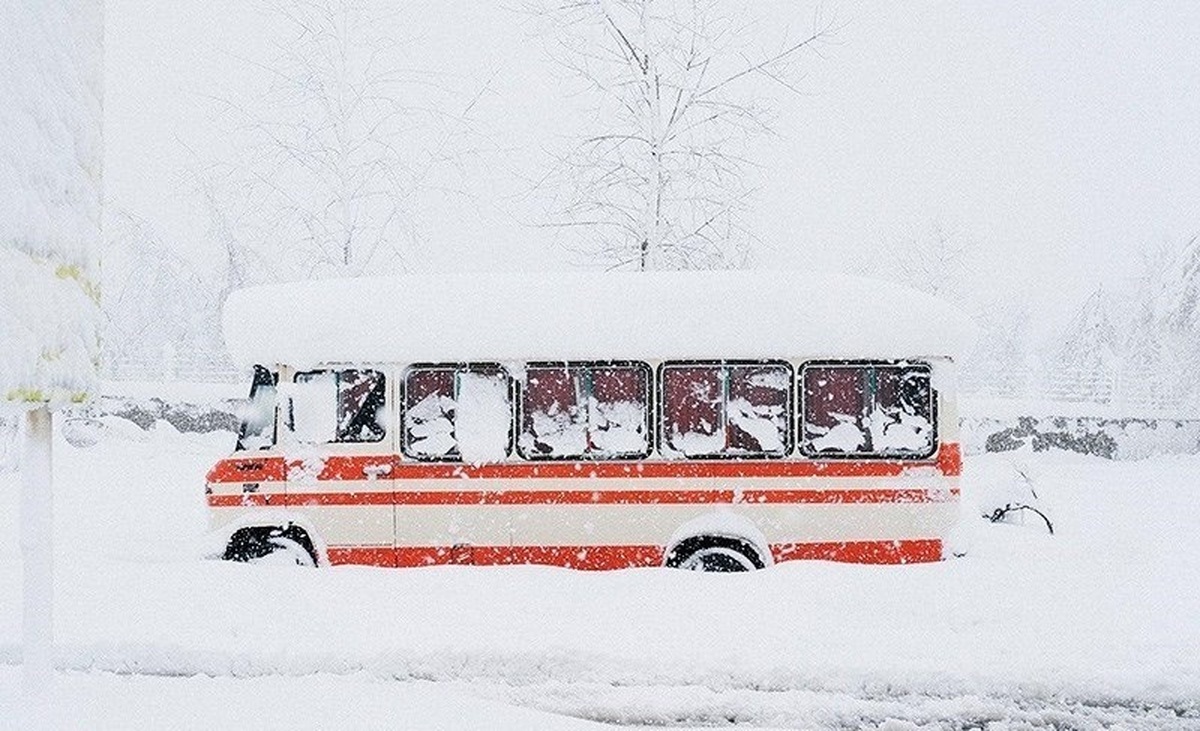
[664,511,773,572]
[223,523,321,567]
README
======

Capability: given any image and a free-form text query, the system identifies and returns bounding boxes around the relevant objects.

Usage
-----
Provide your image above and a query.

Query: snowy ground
[1,418,1198,729]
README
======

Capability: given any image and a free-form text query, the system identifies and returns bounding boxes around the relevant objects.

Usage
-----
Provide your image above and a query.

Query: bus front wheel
[224,526,317,567]
[665,536,765,572]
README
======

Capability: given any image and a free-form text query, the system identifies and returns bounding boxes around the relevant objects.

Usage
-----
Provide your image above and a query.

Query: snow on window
[236,365,278,451]
[661,362,791,458]
[519,363,650,459]
[288,371,338,444]
[456,371,512,464]
[291,369,386,445]
[404,369,457,458]
[403,365,511,463]
[801,363,934,458]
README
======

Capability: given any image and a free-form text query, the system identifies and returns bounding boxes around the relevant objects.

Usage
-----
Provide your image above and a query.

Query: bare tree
[101,211,230,379]
[877,221,977,303]
[532,0,837,271]
[211,0,455,279]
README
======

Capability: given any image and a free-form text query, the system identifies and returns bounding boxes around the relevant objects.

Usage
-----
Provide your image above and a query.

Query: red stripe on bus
[326,546,398,567]
[206,456,288,484]
[207,444,962,484]
[772,538,943,564]
[323,539,943,569]
[208,486,958,508]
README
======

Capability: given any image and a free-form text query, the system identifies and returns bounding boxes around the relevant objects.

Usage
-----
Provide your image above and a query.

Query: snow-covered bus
[207,271,971,571]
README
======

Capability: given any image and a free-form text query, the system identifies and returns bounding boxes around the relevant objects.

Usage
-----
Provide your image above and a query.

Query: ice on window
[404,366,511,462]
[662,363,790,458]
[404,391,456,457]
[806,413,867,453]
[802,364,934,457]
[519,364,649,459]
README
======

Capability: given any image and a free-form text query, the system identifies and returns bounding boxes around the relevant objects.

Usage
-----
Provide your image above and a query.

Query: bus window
[518,362,651,460]
[236,365,278,451]
[403,364,511,462]
[661,362,791,458]
[800,362,934,458]
[292,369,387,444]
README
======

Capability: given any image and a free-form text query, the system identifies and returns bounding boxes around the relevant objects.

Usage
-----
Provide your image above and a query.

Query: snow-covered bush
[961,413,1200,460]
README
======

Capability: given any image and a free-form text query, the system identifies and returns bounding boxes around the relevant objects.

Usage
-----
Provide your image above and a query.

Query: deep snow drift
[0,415,1198,729]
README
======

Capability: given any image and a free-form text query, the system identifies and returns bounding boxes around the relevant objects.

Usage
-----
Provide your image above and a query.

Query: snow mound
[223,270,976,368]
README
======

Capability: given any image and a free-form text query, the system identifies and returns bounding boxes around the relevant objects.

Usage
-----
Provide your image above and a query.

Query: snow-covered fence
[959,363,1187,416]
[101,351,240,384]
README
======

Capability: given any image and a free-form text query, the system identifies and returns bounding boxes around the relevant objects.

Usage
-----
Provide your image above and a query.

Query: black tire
[224,526,317,567]
[664,535,766,572]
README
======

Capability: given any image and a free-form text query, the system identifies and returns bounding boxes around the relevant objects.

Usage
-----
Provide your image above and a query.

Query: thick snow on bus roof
[222,271,975,368]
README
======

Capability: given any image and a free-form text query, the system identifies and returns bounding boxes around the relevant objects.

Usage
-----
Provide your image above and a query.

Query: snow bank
[0,666,608,731]
[2,433,1199,729]
[223,271,976,367]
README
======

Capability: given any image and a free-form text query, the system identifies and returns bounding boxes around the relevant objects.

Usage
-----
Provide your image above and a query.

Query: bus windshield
[236,365,278,451]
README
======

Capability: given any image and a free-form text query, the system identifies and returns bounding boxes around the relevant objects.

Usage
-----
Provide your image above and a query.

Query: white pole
[20,405,54,728]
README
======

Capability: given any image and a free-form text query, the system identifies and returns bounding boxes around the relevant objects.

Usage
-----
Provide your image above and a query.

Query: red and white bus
[207,271,970,571]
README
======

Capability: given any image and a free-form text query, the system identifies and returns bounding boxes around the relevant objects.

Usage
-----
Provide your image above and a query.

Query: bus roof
[222,270,975,368]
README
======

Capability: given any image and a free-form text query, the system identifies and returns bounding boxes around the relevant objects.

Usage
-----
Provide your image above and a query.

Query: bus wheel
[224,527,317,567]
[665,536,765,572]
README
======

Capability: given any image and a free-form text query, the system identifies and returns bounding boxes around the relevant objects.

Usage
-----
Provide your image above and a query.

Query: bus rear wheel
[224,526,317,567]
[665,536,765,572]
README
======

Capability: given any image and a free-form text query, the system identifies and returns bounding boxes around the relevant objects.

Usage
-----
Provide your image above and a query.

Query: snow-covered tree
[1047,286,1119,403]
[533,0,836,270]
[1128,234,1200,411]
[102,212,229,379]
[0,0,103,724]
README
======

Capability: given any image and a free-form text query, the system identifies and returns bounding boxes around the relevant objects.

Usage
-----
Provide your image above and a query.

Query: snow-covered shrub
[962,413,1200,460]
[82,396,239,436]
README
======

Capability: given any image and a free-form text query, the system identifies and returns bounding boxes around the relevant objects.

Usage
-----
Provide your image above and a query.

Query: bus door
[284,367,396,566]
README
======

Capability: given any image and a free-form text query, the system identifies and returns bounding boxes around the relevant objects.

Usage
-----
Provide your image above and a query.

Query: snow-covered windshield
[235,365,277,451]
[801,362,935,458]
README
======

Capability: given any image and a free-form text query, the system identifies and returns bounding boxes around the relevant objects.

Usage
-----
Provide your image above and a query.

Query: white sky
[104,1,1200,334]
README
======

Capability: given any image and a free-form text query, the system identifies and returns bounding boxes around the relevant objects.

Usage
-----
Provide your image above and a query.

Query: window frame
[399,362,514,462]
[290,367,389,445]
[657,359,795,461]
[797,359,938,461]
[516,360,655,462]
